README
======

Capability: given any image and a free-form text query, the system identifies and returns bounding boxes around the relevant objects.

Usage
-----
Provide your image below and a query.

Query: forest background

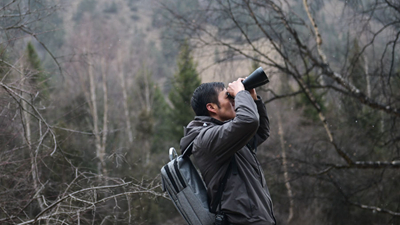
[1,0,400,224]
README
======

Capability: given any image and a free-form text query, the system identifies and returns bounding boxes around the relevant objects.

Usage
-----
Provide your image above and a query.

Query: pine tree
[151,86,173,154]
[341,39,366,121]
[26,42,49,98]
[348,39,366,91]
[168,41,201,144]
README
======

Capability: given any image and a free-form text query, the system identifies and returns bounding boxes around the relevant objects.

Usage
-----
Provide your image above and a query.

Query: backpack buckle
[169,147,178,160]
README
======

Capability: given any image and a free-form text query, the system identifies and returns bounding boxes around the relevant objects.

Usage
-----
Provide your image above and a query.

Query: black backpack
[161,140,236,225]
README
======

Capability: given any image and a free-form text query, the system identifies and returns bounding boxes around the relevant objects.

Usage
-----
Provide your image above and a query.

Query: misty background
[1,0,399,224]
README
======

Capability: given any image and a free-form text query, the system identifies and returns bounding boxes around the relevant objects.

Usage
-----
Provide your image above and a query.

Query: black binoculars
[242,67,269,90]
[227,67,269,99]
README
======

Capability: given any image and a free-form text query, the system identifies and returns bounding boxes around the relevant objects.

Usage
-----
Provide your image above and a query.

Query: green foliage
[131,65,174,173]
[26,42,50,98]
[348,39,366,91]
[168,41,201,144]
[26,42,43,73]
[295,73,326,122]
[2,1,399,224]
[134,67,155,138]
[152,86,173,154]
[54,94,97,172]
[339,38,382,135]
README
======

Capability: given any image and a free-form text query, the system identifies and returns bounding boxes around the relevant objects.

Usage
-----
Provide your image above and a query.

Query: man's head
[191,82,236,121]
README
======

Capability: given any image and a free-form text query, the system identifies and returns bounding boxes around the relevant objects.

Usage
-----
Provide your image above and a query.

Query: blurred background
[0,0,399,224]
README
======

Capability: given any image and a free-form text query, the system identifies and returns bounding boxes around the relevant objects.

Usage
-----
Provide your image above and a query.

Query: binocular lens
[242,67,269,90]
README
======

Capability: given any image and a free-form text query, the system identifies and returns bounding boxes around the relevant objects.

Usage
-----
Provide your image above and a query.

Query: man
[180,79,276,225]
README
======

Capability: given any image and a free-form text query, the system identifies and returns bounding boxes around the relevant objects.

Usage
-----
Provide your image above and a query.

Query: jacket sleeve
[251,96,270,148]
[195,90,260,163]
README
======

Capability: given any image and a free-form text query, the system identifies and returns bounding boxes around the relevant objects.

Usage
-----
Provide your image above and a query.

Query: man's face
[213,88,236,121]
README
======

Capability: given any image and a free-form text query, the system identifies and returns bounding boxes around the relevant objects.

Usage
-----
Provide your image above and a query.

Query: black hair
[191,82,225,116]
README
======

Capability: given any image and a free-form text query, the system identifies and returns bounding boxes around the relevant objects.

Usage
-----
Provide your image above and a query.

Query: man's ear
[206,103,217,115]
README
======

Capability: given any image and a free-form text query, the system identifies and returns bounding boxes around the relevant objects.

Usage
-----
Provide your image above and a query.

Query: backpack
[160,141,215,225]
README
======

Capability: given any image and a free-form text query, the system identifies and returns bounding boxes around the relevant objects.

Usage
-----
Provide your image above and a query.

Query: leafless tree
[161,0,400,223]
[1,1,168,224]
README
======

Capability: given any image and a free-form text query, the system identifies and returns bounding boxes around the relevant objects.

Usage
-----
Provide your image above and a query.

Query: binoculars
[242,67,269,90]
[227,67,269,99]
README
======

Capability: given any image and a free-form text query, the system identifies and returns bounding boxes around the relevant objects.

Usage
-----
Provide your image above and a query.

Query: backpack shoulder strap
[181,133,200,157]
[182,141,193,157]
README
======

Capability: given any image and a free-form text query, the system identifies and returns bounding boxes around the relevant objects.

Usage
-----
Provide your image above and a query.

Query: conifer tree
[340,38,367,124]
[168,41,201,145]
[26,42,49,98]
[348,39,366,91]
[152,85,173,153]
[133,65,172,166]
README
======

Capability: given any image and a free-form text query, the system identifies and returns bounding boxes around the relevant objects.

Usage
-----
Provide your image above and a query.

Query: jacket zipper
[264,188,277,224]
[248,145,276,223]
[164,164,180,193]
[248,146,265,187]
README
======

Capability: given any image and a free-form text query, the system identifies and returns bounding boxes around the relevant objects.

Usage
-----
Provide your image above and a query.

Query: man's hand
[228,78,257,100]
[227,78,245,97]
[243,76,258,100]
[248,88,258,100]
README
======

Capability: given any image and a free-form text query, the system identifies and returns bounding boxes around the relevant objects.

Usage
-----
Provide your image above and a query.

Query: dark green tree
[348,39,367,92]
[26,42,50,98]
[152,85,173,153]
[340,38,376,131]
[168,41,201,145]
[26,42,44,75]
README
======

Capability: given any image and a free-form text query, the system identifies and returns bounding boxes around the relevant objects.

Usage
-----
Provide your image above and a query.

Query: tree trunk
[20,68,45,212]
[365,56,371,98]
[87,56,103,176]
[144,71,151,165]
[117,50,133,144]
[277,112,294,223]
[100,57,109,178]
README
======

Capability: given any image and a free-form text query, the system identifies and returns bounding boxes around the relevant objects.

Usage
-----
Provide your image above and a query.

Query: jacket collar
[179,116,228,153]
[193,116,225,125]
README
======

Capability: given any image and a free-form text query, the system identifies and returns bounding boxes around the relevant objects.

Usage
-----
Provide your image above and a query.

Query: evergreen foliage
[168,41,201,145]
[152,86,174,153]
[26,42,50,98]
[348,39,366,91]
[1,0,400,224]
[294,73,327,122]
[26,42,43,71]
[340,39,374,130]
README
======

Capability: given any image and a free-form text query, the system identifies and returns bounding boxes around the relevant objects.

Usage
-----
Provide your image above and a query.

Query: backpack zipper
[164,164,180,193]
[174,160,187,189]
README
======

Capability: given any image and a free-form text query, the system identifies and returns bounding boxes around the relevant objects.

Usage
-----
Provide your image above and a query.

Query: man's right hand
[227,78,245,98]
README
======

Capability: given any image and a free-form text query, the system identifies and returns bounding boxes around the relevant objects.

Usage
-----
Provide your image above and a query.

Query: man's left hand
[248,88,257,100]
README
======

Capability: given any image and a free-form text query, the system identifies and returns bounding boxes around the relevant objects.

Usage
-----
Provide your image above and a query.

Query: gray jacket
[180,90,276,225]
